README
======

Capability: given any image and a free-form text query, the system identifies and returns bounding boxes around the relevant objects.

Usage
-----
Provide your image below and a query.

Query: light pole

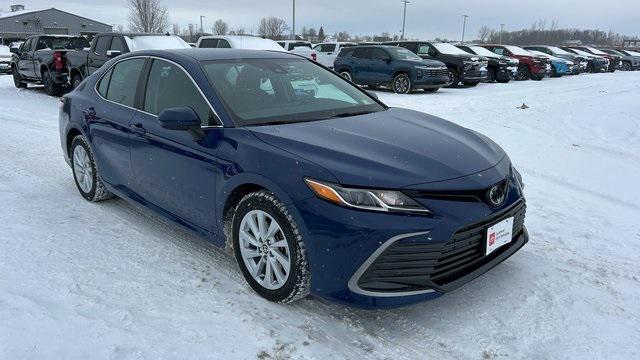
[401,0,410,40]
[292,0,296,39]
[500,23,505,44]
[200,15,205,36]
[461,15,469,42]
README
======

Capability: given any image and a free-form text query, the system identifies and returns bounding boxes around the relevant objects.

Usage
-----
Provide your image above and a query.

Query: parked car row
[7,32,640,97]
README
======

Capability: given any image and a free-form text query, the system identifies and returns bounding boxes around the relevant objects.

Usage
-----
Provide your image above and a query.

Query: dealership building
[0,4,112,43]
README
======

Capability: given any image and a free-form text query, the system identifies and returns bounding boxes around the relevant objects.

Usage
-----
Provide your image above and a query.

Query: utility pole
[461,15,469,42]
[500,23,505,44]
[292,0,296,39]
[200,15,205,36]
[401,0,410,40]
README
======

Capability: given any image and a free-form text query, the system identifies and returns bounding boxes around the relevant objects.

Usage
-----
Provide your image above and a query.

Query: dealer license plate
[485,217,514,255]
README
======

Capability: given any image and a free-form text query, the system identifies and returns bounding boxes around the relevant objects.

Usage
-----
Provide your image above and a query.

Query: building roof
[0,7,111,27]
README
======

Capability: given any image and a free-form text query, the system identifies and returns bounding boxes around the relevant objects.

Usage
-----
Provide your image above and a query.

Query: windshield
[504,45,534,56]
[571,48,596,57]
[585,47,607,55]
[625,50,640,56]
[127,36,191,51]
[38,36,89,50]
[547,46,572,55]
[202,59,384,126]
[433,43,470,55]
[387,47,422,61]
[469,46,499,57]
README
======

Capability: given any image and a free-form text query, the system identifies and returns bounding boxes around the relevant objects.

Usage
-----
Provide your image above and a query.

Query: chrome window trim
[347,231,438,298]
[93,55,224,128]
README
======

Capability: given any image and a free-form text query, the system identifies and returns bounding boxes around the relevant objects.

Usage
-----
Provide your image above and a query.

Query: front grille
[357,201,526,293]
[425,68,449,77]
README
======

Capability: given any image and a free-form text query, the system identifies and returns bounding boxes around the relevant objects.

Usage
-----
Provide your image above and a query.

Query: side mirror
[106,50,121,58]
[158,107,201,130]
[158,107,205,141]
[10,47,19,54]
[367,91,379,100]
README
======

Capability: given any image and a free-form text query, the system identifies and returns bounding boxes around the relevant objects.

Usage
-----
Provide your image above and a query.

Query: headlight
[305,179,430,214]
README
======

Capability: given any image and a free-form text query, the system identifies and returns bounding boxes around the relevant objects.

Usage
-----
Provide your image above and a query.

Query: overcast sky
[9,0,640,39]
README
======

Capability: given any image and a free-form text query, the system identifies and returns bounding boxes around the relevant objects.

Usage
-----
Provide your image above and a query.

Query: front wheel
[70,136,114,202]
[515,65,531,81]
[12,67,27,88]
[446,68,460,88]
[71,74,83,90]
[339,71,352,82]
[392,73,411,94]
[621,62,632,71]
[232,191,310,303]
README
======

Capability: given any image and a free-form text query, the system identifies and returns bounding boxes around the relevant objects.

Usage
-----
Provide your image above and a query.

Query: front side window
[353,48,372,59]
[110,37,127,52]
[143,60,216,126]
[371,48,389,61]
[318,44,336,52]
[417,44,431,55]
[387,47,422,61]
[202,58,384,126]
[94,36,110,56]
[492,47,505,56]
[105,58,145,107]
[217,39,231,48]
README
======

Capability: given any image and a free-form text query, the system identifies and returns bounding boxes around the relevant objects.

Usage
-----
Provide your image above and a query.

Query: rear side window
[338,48,355,57]
[417,44,431,55]
[105,58,145,107]
[353,48,372,59]
[97,68,113,97]
[143,59,216,126]
[371,48,389,60]
[492,47,505,56]
[94,36,110,56]
[199,38,218,48]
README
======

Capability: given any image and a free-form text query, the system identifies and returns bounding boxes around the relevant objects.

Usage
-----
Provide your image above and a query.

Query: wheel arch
[65,127,83,158]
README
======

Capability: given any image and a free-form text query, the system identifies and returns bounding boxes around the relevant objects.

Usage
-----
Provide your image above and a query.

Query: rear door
[351,47,372,83]
[370,48,392,83]
[88,35,111,75]
[129,58,221,232]
[89,57,146,190]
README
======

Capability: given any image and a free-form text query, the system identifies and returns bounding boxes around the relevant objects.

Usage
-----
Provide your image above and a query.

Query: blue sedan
[59,49,528,308]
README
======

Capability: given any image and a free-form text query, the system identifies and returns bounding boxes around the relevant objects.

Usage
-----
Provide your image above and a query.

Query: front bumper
[293,164,528,308]
[414,67,449,89]
[0,61,10,73]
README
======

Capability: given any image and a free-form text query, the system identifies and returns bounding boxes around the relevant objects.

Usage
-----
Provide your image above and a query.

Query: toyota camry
[59,49,527,308]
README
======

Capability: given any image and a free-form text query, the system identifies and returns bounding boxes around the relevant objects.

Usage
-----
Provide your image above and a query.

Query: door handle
[130,123,146,135]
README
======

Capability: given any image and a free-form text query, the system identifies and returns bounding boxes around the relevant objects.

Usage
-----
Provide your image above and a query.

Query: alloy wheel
[339,71,352,81]
[393,74,410,94]
[73,145,94,193]
[239,210,291,290]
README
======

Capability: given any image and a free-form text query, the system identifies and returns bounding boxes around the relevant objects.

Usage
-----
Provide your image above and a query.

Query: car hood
[249,108,506,189]
[399,58,446,67]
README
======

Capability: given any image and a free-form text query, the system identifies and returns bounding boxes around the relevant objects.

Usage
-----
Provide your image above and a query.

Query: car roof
[127,48,304,61]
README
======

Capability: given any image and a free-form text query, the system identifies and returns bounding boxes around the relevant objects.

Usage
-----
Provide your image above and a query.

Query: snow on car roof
[124,35,191,52]
[221,36,286,52]
[504,45,535,56]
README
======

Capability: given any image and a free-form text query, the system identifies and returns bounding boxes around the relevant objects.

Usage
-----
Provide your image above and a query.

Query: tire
[71,73,83,90]
[392,73,411,94]
[446,68,460,88]
[515,65,531,81]
[339,71,352,81]
[12,66,27,89]
[551,66,559,78]
[70,135,114,202]
[232,190,310,303]
[42,70,63,96]
[621,62,632,71]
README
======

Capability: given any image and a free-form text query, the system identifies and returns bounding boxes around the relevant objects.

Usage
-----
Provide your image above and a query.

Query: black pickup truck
[65,32,191,89]
[383,41,489,87]
[10,35,89,96]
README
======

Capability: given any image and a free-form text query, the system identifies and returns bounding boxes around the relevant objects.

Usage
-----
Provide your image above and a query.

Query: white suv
[196,35,286,52]
[276,40,317,61]
[312,42,357,68]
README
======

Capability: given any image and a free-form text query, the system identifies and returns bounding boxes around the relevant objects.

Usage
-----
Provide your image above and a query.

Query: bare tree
[172,23,180,35]
[213,19,229,35]
[258,17,289,39]
[478,25,492,43]
[127,0,169,33]
[336,31,350,41]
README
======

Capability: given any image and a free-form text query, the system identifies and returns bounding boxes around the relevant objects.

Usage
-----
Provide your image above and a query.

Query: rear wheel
[232,191,310,303]
[71,74,83,90]
[515,65,531,80]
[12,67,27,88]
[42,70,63,96]
[392,73,411,94]
[446,68,460,88]
[70,136,114,202]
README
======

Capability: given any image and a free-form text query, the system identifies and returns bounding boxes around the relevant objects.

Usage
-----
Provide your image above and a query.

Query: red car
[482,44,549,81]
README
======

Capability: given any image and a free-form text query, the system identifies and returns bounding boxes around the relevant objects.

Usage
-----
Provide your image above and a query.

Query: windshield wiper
[326,110,378,119]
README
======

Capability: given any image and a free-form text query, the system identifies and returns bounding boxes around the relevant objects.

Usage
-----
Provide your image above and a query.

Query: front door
[129,58,221,232]
[18,38,36,78]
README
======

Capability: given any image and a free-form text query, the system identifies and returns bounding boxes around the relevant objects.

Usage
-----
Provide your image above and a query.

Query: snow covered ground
[1,72,639,360]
